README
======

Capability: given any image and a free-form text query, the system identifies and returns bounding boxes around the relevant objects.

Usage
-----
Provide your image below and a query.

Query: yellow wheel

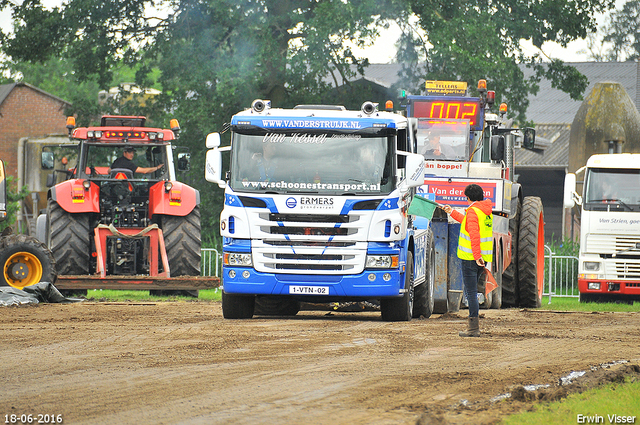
[0,234,56,290]
[3,251,44,289]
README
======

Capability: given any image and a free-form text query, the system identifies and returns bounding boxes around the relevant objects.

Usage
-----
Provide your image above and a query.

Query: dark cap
[123,147,135,153]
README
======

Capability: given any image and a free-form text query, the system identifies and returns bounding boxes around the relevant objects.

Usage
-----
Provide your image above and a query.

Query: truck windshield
[229,132,393,194]
[585,168,640,211]
[416,118,470,161]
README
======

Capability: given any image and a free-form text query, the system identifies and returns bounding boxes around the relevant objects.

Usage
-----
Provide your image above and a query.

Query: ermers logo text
[301,197,334,206]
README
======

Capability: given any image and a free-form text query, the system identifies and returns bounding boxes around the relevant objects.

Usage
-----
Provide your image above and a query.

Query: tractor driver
[110,147,164,175]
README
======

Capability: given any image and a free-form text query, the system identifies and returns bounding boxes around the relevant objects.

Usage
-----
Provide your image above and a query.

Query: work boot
[459,317,480,337]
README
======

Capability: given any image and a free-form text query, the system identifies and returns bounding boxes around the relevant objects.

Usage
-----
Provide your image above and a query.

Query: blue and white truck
[205,100,435,320]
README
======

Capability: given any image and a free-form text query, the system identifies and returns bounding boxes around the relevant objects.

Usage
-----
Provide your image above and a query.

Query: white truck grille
[587,234,640,279]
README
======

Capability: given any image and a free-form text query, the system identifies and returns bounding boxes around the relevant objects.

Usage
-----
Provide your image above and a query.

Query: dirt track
[1,301,639,425]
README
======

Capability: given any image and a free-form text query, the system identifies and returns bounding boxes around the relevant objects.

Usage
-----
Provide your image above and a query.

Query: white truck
[564,153,640,303]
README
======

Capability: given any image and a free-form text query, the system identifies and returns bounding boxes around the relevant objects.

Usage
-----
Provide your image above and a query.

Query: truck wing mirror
[177,153,191,172]
[41,152,55,170]
[206,133,221,149]
[401,152,425,191]
[522,128,536,150]
[490,135,505,162]
[205,148,226,188]
[563,173,581,208]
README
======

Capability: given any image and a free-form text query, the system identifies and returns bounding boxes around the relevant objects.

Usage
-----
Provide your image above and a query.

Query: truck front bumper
[222,267,403,298]
[578,278,640,296]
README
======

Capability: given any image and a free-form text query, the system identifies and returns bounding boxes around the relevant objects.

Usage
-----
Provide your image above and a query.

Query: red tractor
[41,115,215,294]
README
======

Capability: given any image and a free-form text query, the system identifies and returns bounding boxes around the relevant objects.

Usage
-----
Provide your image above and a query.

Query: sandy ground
[1,301,639,425]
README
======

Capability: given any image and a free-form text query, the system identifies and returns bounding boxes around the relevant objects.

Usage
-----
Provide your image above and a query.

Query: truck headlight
[588,282,601,290]
[366,255,399,269]
[224,253,252,267]
[583,262,600,271]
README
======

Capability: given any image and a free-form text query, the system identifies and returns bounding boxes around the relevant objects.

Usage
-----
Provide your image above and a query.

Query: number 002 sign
[412,100,482,129]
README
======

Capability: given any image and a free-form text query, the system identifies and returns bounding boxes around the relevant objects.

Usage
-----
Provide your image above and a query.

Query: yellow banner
[424,81,468,96]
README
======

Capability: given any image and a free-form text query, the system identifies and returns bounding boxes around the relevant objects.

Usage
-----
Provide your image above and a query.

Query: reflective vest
[457,206,493,262]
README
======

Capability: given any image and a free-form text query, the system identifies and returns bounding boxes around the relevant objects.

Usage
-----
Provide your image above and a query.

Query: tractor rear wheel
[153,206,202,297]
[47,199,90,276]
[501,196,521,307]
[517,197,545,308]
[0,234,56,289]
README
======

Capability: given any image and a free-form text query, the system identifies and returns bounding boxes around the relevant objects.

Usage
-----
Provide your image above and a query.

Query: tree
[0,0,617,242]
[1,0,401,245]
[599,0,640,61]
[398,0,615,122]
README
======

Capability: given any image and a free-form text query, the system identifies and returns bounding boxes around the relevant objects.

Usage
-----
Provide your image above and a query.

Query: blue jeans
[461,259,484,318]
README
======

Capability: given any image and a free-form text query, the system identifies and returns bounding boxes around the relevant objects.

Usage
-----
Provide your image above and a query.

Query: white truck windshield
[230,133,393,194]
[585,168,640,210]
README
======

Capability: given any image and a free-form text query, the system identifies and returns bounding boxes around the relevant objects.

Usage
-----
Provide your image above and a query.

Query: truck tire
[153,206,202,297]
[517,196,545,308]
[48,199,90,276]
[414,230,435,318]
[0,234,56,289]
[381,251,414,322]
[255,296,300,316]
[501,197,521,307]
[222,291,255,319]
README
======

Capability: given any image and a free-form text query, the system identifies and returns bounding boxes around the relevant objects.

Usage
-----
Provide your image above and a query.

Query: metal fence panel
[202,248,222,277]
[544,245,579,302]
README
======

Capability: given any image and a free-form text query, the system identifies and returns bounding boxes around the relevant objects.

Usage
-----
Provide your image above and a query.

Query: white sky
[0,2,614,65]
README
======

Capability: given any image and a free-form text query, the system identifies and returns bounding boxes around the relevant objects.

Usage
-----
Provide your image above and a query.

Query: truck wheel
[222,291,255,319]
[490,244,503,309]
[154,206,202,298]
[0,234,56,289]
[517,197,545,308]
[414,230,435,318]
[48,199,90,276]
[255,296,300,316]
[381,251,414,322]
[501,197,521,307]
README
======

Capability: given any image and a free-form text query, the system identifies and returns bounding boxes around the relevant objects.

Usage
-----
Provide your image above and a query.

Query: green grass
[503,295,639,424]
[87,288,222,302]
[501,379,640,425]
[540,296,640,312]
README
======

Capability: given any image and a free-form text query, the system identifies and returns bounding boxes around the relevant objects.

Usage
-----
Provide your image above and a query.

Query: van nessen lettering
[301,197,333,206]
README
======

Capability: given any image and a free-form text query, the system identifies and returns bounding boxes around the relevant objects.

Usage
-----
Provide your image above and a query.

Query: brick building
[0,82,71,177]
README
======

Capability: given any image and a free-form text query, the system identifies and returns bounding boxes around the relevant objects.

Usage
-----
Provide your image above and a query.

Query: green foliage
[600,0,640,61]
[399,0,615,122]
[546,236,580,257]
[0,175,29,233]
[0,0,617,241]
[501,379,640,425]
